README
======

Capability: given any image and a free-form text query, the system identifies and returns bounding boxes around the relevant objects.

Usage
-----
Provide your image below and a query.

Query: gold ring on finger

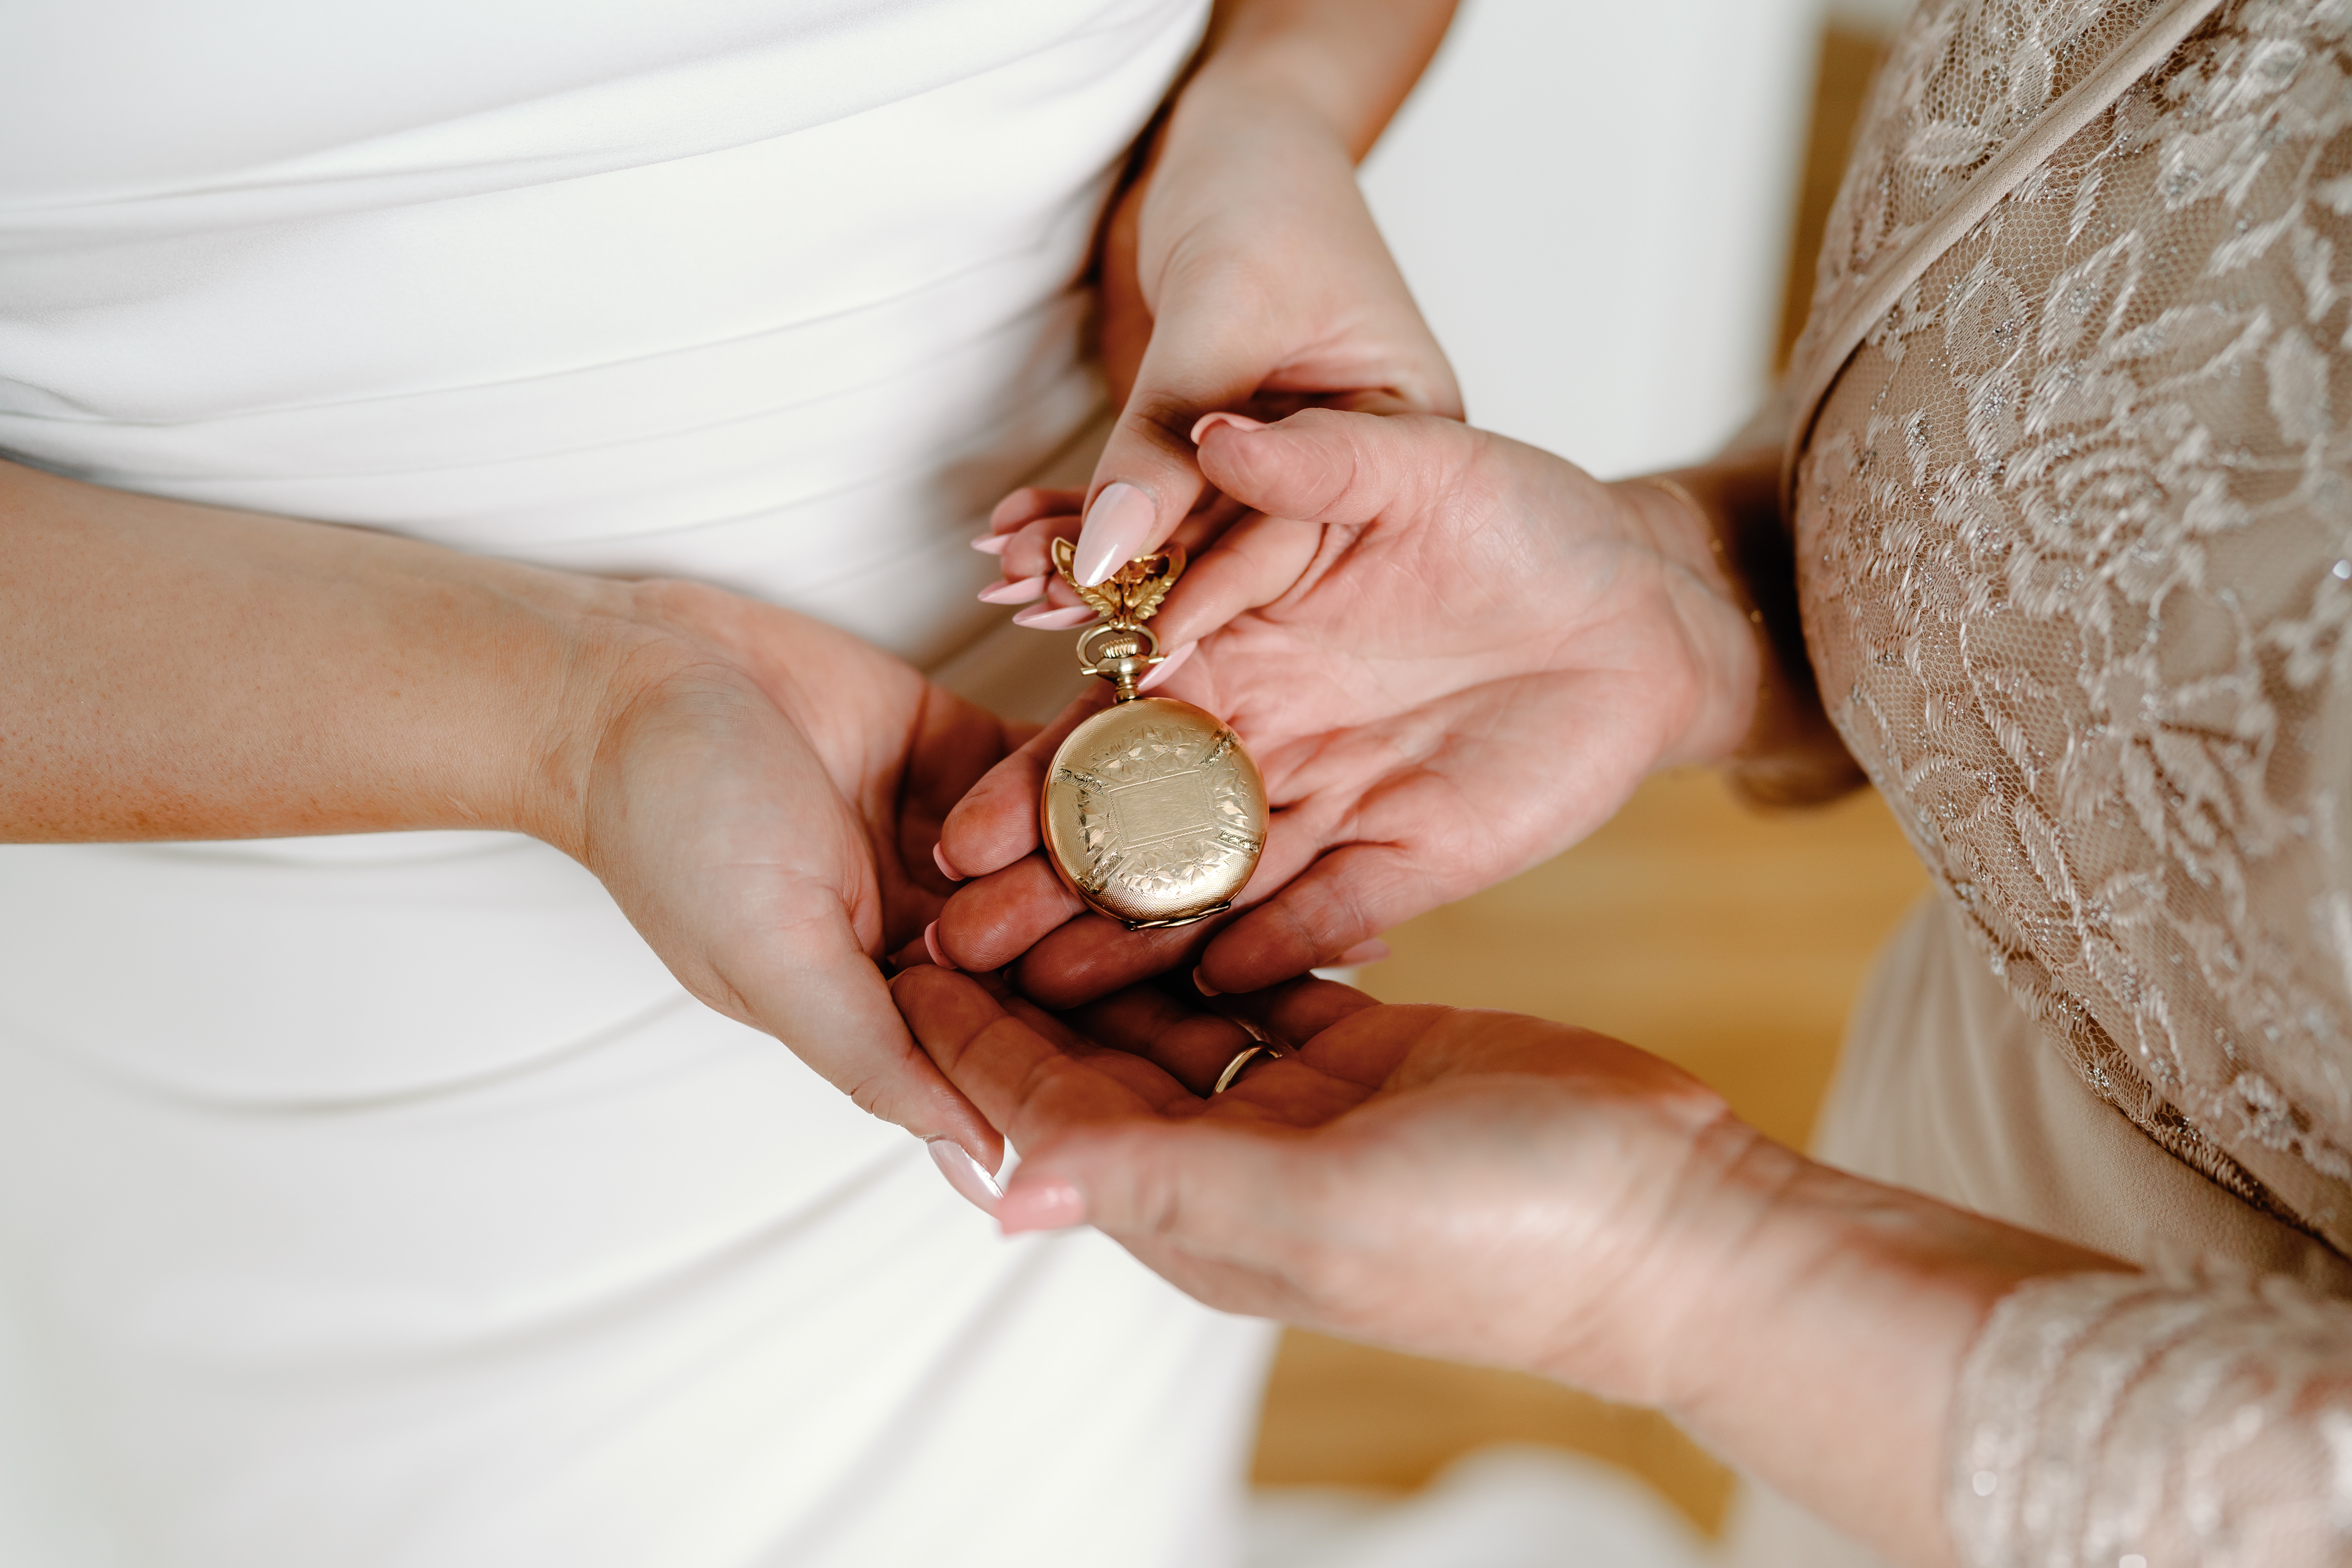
[1212,1042,1281,1095]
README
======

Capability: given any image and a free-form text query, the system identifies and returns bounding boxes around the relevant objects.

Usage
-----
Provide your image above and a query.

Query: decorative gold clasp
[1051,538,1187,702]
[1075,623,1161,701]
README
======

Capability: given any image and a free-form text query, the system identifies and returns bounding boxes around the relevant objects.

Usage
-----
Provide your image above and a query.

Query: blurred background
[1243,1,1927,1559]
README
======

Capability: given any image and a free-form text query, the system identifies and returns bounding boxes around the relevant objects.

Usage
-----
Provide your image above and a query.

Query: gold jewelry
[1633,472,1772,730]
[1037,538,1268,929]
[1631,472,1768,635]
[1630,467,1864,807]
[1212,1042,1274,1095]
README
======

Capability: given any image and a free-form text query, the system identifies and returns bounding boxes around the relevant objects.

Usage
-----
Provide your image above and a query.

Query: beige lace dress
[1762,0,2352,1561]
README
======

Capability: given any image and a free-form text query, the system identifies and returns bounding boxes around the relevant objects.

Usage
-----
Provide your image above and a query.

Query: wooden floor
[1246,770,1929,1531]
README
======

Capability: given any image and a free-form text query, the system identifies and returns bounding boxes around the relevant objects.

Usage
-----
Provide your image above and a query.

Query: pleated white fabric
[0,0,1206,666]
[0,4,1279,1564]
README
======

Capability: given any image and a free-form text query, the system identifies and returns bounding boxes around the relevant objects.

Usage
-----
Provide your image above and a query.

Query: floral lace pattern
[1798,0,2352,1241]
[1787,0,2174,388]
[1950,1259,2352,1565]
[1789,1,2352,1559]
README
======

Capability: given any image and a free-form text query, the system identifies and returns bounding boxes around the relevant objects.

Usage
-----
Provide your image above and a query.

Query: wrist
[1621,455,1867,803]
[502,573,718,863]
[1176,0,1454,161]
[1172,48,1369,164]
[1607,475,1764,771]
[1156,60,1360,198]
[1641,1138,2127,1565]
[0,456,727,853]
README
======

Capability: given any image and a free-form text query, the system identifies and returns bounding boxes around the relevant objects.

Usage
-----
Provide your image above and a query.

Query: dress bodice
[1789,3,2352,1560]
[1794,0,2352,1249]
[0,0,1207,666]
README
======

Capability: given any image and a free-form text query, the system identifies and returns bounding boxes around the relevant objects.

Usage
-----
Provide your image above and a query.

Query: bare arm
[0,457,640,847]
[1185,0,1458,163]
[0,456,1020,1158]
[891,965,2129,1568]
[1628,1120,2118,1563]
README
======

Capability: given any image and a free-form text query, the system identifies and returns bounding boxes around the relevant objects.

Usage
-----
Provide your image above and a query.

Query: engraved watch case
[1034,539,1268,929]
[1042,696,1267,928]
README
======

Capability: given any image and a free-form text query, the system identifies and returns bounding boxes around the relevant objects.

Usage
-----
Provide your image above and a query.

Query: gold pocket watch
[1038,537,1267,930]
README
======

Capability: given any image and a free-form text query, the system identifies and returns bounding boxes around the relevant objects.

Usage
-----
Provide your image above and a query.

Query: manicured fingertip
[932,844,963,883]
[1190,411,1269,444]
[969,533,1011,555]
[997,1176,1086,1235]
[1335,939,1393,965]
[924,920,959,971]
[1074,483,1157,587]
[1134,641,1195,693]
[926,1137,1004,1214]
[978,574,1047,605]
[1192,964,1220,998]
[1012,603,1100,631]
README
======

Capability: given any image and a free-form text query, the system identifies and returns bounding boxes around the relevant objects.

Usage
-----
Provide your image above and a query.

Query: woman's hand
[976,0,1461,609]
[933,409,1763,1004]
[891,961,2125,1568]
[576,583,1025,1166]
[0,459,1018,1168]
[891,962,1742,1401]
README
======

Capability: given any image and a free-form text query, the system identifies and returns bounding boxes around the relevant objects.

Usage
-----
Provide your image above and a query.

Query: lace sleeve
[1948,1263,2352,1567]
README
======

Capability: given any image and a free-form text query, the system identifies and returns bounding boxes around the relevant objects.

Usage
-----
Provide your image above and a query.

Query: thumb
[1195,406,1483,530]
[937,687,1106,879]
[1147,408,1486,648]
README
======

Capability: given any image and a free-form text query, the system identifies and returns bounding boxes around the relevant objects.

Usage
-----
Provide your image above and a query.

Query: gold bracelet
[1628,472,1772,746]
[1626,471,1863,808]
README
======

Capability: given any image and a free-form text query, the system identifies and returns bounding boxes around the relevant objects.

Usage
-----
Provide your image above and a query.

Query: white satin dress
[0,4,1278,1564]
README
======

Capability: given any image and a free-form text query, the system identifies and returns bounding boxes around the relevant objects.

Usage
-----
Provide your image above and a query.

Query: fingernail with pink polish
[1334,939,1393,966]
[923,920,958,971]
[932,844,962,883]
[998,1177,1086,1235]
[1193,965,1221,998]
[978,574,1047,605]
[1012,603,1099,631]
[1191,411,1269,444]
[969,533,1011,555]
[1073,483,1156,588]
[927,1138,1004,1214]
[1135,641,1195,693]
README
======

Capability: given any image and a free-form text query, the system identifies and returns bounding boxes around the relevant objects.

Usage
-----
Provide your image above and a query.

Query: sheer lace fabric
[1786,0,2352,1560]
[1797,0,2352,1239]
[1787,0,2175,389]
[1950,1261,2352,1565]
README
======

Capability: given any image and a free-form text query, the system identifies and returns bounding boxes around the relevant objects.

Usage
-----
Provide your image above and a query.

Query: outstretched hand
[580,583,1029,1168]
[931,410,1762,1005]
[889,960,1747,1403]
[891,959,2119,1568]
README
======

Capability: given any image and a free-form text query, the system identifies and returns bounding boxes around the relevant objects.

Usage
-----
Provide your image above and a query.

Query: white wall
[1359,0,1826,478]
